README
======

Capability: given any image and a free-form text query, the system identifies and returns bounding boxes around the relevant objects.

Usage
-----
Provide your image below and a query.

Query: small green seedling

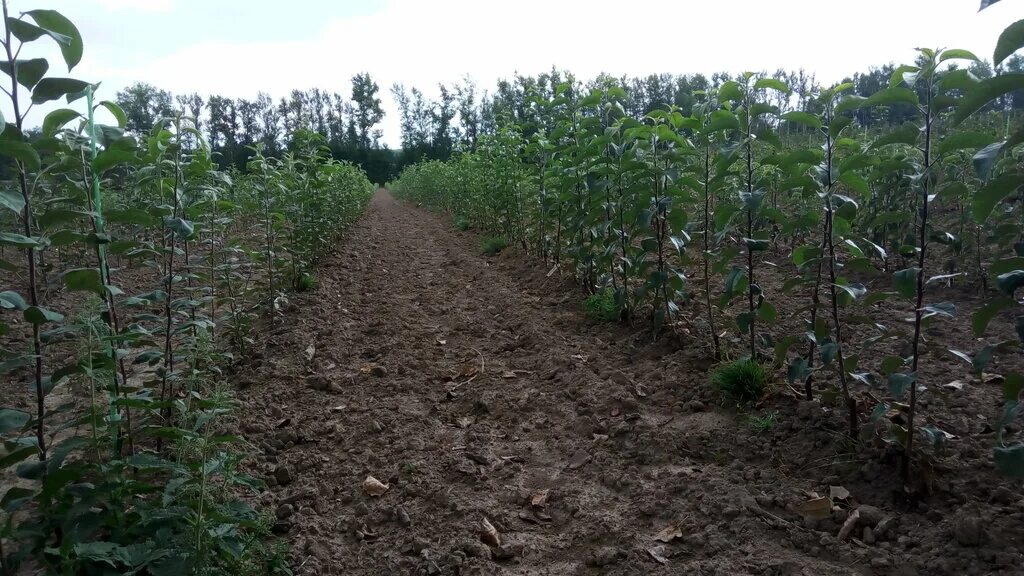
[583,289,618,322]
[481,236,509,255]
[711,359,768,404]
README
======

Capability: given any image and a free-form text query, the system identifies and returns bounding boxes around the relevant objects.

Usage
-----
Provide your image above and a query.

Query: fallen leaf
[635,384,648,398]
[837,508,860,540]
[455,416,475,429]
[329,405,346,412]
[362,476,389,497]
[982,373,1004,384]
[531,489,549,508]
[647,546,669,564]
[480,517,501,547]
[460,365,478,378]
[502,370,517,378]
[829,485,850,501]
[943,380,966,391]
[653,523,682,543]
[793,496,832,520]
[274,418,291,429]
[435,337,447,345]
[304,344,316,362]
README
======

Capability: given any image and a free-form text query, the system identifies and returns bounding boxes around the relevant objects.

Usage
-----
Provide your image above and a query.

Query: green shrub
[583,288,619,322]
[454,216,472,231]
[296,271,317,292]
[711,359,768,404]
[481,236,509,255]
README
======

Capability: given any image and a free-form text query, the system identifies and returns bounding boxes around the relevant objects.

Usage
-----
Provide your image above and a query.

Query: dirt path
[231,190,967,575]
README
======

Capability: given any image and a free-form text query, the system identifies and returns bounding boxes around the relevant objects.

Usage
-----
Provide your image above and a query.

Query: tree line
[114,72,395,183]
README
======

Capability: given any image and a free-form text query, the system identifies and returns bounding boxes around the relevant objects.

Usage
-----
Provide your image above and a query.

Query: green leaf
[867,86,919,108]
[24,306,63,325]
[995,443,1024,478]
[893,268,920,299]
[6,18,48,43]
[42,108,81,136]
[1,486,34,513]
[0,290,28,310]
[0,58,48,90]
[939,49,979,63]
[0,138,41,171]
[31,78,91,104]
[997,270,1024,295]
[973,297,1015,335]
[870,123,920,149]
[974,172,1022,223]
[93,137,139,173]
[994,19,1024,66]
[0,189,25,214]
[0,408,29,433]
[780,111,821,129]
[73,541,129,568]
[888,372,916,397]
[63,268,105,295]
[26,10,83,71]
[753,78,790,94]
[954,73,1024,126]
[0,232,38,248]
[974,142,1006,180]
[938,131,997,157]
[98,100,127,129]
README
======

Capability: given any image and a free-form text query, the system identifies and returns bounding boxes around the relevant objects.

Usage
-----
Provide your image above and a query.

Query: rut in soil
[235,189,881,575]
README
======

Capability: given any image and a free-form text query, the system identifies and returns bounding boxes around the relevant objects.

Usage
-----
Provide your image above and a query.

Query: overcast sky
[6,0,1024,146]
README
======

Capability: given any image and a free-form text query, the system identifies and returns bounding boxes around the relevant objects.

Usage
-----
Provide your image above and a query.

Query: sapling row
[0,3,375,570]
[392,10,1024,487]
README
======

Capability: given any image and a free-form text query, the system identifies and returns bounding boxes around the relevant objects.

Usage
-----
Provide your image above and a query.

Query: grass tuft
[583,288,619,322]
[454,216,472,231]
[711,358,767,404]
[481,236,509,256]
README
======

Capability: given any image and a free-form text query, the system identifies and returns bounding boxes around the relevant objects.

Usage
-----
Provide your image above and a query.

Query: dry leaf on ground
[480,517,501,547]
[793,496,832,520]
[653,523,682,542]
[362,475,389,497]
[531,489,549,508]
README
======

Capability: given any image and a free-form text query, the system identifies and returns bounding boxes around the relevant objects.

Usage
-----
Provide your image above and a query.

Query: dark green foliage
[296,271,317,292]
[583,289,619,322]
[711,359,768,404]
[454,215,472,231]
[481,236,508,255]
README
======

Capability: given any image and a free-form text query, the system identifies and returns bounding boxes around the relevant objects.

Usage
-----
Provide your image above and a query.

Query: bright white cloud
[94,0,173,12]
[7,0,1024,146]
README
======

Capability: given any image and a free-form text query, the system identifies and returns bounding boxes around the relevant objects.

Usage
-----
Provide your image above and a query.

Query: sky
[4,0,1024,147]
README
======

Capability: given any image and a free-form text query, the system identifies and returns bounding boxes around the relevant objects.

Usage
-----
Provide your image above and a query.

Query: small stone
[871,556,889,568]
[587,546,622,567]
[688,400,705,412]
[991,486,1016,506]
[274,466,293,486]
[796,400,818,420]
[275,503,295,520]
[856,505,884,526]
[862,527,875,545]
[954,514,986,547]
[396,506,411,526]
[462,540,490,558]
[370,365,388,377]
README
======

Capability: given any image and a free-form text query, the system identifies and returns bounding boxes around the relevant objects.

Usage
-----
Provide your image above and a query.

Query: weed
[296,271,318,292]
[455,215,472,231]
[711,359,768,404]
[746,411,779,433]
[583,288,619,322]
[481,236,509,255]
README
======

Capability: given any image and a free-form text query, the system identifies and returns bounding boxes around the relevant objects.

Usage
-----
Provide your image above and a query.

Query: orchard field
[3,1,1024,575]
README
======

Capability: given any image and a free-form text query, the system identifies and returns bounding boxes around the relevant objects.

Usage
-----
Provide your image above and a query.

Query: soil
[231,190,1024,576]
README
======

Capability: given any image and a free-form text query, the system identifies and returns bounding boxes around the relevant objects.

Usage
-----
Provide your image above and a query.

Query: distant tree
[115,82,173,134]
[351,72,384,149]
